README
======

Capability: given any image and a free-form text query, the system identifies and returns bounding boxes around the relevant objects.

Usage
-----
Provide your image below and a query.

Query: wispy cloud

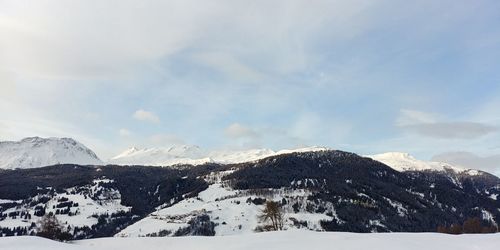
[149,133,186,147]
[133,109,160,123]
[191,52,263,82]
[119,128,131,137]
[224,123,259,140]
[396,109,437,126]
[397,109,498,139]
[403,122,498,139]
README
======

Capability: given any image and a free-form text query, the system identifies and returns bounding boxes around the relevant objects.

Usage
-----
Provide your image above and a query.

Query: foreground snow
[1,231,499,250]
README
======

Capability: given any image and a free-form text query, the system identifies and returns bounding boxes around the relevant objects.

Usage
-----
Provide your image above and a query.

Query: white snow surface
[368,152,474,174]
[0,137,102,169]
[1,231,499,250]
[109,145,328,167]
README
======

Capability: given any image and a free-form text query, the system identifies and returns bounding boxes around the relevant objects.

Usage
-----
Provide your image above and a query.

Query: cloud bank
[397,109,498,139]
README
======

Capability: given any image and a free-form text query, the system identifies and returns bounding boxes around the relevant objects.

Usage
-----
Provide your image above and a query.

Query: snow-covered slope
[2,231,499,250]
[109,146,328,167]
[368,152,471,174]
[109,145,207,166]
[0,137,102,169]
[117,183,329,237]
[0,178,130,232]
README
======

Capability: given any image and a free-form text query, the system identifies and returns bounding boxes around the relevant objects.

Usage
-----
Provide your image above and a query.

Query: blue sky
[0,1,499,174]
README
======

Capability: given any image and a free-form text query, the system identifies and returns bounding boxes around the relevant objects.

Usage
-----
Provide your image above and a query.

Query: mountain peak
[0,137,102,169]
[367,151,468,173]
[20,136,42,142]
[372,152,415,160]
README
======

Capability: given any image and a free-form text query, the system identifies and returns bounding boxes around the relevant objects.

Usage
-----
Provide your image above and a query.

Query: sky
[0,0,500,174]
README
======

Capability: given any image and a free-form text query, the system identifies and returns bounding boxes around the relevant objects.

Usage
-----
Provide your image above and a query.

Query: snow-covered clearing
[117,183,331,236]
[1,231,499,250]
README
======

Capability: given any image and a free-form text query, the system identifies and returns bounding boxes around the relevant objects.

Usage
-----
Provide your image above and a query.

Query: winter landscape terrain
[0,137,498,249]
[3,1,500,249]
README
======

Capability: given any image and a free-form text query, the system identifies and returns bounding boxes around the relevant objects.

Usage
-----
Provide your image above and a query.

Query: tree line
[437,217,498,234]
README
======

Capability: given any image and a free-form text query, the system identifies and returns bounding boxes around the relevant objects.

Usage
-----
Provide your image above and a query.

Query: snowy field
[1,231,499,250]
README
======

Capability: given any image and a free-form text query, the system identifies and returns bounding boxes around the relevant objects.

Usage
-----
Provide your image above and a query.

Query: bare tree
[448,223,463,235]
[37,214,71,241]
[463,217,482,234]
[257,200,284,231]
[437,225,448,234]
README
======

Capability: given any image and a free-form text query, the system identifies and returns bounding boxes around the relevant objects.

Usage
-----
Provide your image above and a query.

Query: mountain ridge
[0,136,494,178]
[108,145,329,167]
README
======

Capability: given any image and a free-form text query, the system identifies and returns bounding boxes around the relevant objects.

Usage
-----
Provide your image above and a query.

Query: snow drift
[1,231,499,250]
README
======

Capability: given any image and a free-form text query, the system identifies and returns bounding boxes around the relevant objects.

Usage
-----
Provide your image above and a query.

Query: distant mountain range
[0,137,490,178]
[109,145,329,166]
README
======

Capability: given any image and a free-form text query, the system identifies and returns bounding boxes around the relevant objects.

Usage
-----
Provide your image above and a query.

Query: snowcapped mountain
[109,145,208,166]
[109,145,328,166]
[367,152,481,175]
[0,137,102,169]
[110,146,488,177]
[0,136,487,178]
